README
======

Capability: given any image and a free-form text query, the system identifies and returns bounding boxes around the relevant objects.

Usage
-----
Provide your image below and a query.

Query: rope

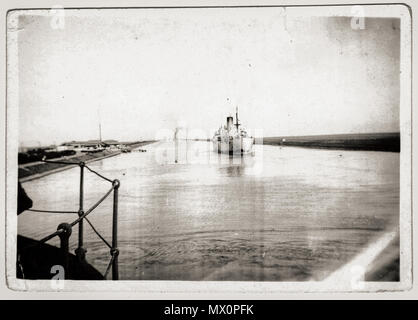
[41,158,114,183]
[103,253,116,279]
[27,209,78,214]
[39,229,64,244]
[84,216,111,248]
[70,185,114,227]
[19,160,119,280]
[20,187,113,249]
[85,165,113,183]
[19,186,114,250]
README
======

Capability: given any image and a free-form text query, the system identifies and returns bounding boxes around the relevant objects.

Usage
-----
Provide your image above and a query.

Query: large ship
[213,108,254,154]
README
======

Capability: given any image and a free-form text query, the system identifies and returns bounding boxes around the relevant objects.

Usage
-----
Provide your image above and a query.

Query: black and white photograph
[5,3,412,292]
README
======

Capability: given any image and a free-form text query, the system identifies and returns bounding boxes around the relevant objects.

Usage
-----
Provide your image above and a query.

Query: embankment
[258,132,400,152]
[19,141,156,182]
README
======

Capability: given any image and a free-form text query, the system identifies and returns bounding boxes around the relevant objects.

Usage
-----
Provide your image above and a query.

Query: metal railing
[21,159,120,280]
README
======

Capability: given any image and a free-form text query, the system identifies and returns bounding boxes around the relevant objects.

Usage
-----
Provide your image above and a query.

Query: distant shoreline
[19,141,156,183]
[191,132,400,152]
[257,132,400,153]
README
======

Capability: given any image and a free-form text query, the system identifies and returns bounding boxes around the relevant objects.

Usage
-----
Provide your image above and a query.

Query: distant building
[60,139,126,151]
[102,140,122,149]
[55,145,69,152]
[102,139,118,145]
[62,140,104,151]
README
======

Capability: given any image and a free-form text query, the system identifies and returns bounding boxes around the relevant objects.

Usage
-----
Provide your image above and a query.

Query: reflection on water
[19,141,399,280]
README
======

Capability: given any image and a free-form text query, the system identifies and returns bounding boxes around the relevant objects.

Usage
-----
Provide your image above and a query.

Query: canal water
[19,141,399,281]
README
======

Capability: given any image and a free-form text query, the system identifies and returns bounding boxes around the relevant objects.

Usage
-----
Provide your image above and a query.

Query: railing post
[57,223,72,279]
[75,161,86,262]
[111,179,120,280]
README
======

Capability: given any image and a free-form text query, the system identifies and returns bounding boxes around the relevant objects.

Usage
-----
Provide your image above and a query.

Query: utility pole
[98,107,102,143]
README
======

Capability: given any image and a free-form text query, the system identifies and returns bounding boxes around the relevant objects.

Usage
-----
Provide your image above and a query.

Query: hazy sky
[15,8,400,146]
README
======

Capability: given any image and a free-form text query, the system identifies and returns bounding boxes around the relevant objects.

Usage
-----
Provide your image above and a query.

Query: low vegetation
[18,149,76,165]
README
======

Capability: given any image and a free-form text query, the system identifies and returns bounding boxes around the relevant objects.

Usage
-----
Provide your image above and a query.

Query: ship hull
[213,136,254,154]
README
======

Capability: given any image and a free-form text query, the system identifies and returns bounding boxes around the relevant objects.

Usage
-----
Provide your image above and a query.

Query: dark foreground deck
[17,235,103,280]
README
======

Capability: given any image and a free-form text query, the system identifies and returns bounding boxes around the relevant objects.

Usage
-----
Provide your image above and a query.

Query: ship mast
[235,106,239,130]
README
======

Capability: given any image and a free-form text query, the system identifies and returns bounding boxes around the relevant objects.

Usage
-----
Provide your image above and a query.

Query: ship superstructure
[213,107,254,154]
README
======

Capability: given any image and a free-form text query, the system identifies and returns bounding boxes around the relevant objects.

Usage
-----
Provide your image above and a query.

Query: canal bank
[19,141,156,183]
[258,132,400,152]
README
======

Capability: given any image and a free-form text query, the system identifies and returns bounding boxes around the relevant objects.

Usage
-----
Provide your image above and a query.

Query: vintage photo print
[5,4,412,293]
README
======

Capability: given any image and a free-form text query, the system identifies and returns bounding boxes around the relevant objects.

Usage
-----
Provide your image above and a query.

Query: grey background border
[0,0,415,299]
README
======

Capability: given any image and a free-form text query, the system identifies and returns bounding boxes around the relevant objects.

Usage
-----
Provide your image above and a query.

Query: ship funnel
[226,116,234,131]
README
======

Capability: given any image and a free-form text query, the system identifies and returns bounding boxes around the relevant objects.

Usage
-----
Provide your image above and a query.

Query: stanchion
[112,179,120,280]
[57,223,72,278]
[75,161,86,262]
